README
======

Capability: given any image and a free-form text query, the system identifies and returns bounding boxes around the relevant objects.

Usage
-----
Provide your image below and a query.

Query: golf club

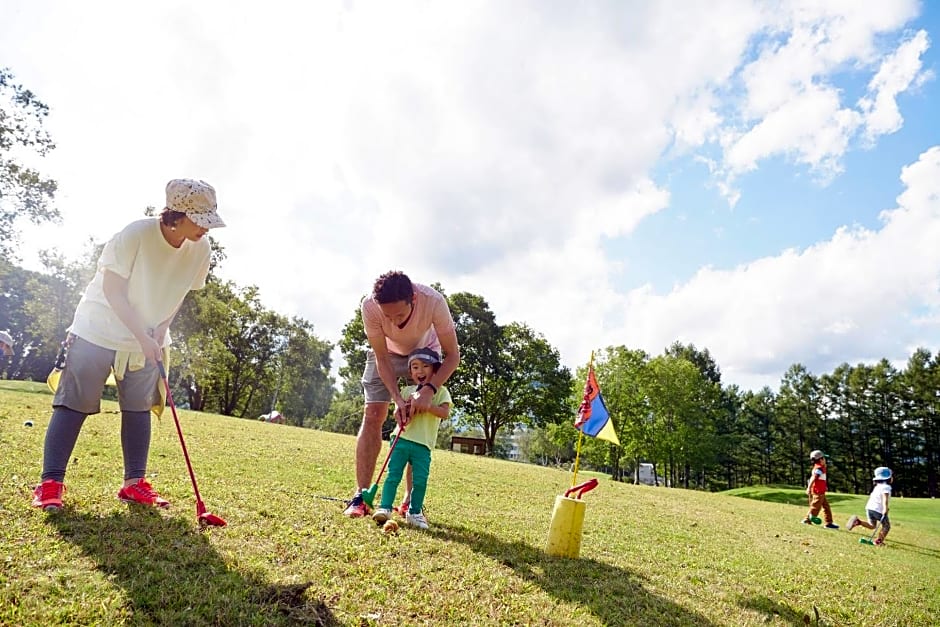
[363,392,419,508]
[158,362,227,527]
[361,431,401,508]
[313,495,349,504]
[565,477,599,499]
[859,520,880,545]
[806,493,822,525]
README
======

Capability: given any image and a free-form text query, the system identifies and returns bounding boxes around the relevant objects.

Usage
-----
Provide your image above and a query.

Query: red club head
[198,512,227,527]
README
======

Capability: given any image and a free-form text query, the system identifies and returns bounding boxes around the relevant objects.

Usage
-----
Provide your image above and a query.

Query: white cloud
[739,0,918,118]
[1,1,935,393]
[712,0,925,202]
[723,84,862,178]
[614,146,940,388]
[669,91,723,153]
[859,29,932,141]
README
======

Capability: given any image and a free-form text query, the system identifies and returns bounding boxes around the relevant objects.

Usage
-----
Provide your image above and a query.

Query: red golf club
[565,478,599,499]
[158,362,227,527]
[361,430,402,508]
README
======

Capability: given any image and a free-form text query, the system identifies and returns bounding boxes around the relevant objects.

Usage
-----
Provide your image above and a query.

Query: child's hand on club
[395,402,412,429]
[394,403,408,429]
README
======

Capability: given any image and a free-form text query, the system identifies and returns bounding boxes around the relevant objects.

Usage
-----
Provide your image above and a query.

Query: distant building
[451,436,487,455]
[637,463,658,486]
[507,436,522,461]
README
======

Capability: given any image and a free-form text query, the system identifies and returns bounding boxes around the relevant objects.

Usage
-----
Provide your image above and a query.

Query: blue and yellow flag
[575,366,620,445]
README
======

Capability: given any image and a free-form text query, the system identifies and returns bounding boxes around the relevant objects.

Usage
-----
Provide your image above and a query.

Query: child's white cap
[873,467,892,481]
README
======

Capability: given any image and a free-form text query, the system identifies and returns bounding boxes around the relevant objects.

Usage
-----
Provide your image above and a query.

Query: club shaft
[374,434,400,485]
[159,363,204,505]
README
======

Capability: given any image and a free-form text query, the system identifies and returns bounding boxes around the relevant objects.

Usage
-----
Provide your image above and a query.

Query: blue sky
[1,1,939,391]
[632,4,940,294]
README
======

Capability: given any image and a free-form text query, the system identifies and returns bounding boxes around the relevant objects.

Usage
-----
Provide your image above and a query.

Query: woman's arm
[152,304,183,347]
[102,270,161,363]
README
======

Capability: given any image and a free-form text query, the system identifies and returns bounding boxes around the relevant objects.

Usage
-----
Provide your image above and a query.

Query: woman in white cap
[32,179,225,512]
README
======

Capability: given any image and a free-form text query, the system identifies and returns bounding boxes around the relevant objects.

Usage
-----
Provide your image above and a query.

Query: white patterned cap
[165,179,226,229]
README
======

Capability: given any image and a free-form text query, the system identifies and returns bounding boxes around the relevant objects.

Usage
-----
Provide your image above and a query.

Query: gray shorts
[361,350,412,403]
[52,336,159,414]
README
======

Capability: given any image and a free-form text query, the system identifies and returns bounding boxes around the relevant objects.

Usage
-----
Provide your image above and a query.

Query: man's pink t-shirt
[361,283,456,356]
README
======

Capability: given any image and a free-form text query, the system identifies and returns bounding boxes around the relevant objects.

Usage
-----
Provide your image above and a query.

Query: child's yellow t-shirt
[394,385,452,450]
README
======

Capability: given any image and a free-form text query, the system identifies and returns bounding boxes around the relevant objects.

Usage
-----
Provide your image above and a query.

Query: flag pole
[571,431,585,488]
[571,351,595,488]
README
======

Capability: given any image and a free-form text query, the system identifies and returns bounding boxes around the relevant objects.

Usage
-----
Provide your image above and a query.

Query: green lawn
[1,381,938,625]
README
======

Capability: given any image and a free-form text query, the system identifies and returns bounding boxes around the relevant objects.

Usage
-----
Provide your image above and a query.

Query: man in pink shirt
[343,271,461,518]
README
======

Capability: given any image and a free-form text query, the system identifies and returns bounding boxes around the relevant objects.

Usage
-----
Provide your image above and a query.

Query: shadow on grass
[882,539,940,559]
[429,522,715,626]
[738,595,814,626]
[729,489,855,506]
[46,507,338,626]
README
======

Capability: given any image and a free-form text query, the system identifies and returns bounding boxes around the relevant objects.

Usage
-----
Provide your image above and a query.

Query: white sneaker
[846,515,859,531]
[406,512,429,529]
[372,508,392,524]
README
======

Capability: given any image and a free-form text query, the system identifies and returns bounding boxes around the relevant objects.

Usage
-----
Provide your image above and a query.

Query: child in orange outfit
[802,450,839,529]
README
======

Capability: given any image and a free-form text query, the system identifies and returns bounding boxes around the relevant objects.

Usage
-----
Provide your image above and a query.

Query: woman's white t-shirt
[69,219,210,351]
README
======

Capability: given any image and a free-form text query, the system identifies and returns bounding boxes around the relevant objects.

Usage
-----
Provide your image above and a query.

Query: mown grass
[1,380,938,625]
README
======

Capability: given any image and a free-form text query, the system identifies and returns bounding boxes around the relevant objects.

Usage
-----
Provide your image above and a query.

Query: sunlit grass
[1,380,938,625]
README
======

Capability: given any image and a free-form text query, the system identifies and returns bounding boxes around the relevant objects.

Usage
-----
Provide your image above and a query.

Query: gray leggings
[41,407,152,482]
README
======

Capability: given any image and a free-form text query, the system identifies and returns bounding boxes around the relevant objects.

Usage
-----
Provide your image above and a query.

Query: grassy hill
[1,380,938,625]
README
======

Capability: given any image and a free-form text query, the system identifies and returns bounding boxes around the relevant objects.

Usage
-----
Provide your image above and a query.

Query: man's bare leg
[356,401,389,490]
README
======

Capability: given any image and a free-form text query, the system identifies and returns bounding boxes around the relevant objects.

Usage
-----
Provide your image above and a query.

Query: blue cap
[408,347,441,367]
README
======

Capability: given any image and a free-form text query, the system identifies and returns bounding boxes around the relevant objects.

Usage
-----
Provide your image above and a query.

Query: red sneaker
[32,480,65,510]
[118,479,170,508]
[393,499,411,517]
[342,493,371,518]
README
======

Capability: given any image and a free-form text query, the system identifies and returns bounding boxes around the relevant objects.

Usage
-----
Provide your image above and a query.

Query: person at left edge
[0,330,13,358]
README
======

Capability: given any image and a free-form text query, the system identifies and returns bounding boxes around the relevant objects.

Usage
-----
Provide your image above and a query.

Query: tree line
[330,291,939,498]
[0,245,334,425]
[2,66,937,497]
[563,347,939,498]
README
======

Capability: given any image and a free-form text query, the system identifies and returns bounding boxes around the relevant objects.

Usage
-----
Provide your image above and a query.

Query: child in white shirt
[846,467,892,545]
